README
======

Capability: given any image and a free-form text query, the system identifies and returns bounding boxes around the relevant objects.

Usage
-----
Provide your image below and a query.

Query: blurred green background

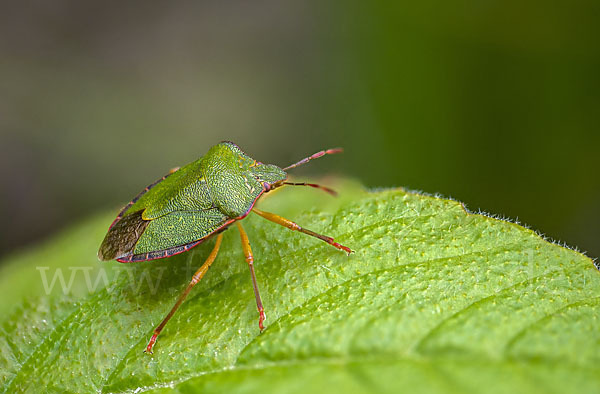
[0,1,598,260]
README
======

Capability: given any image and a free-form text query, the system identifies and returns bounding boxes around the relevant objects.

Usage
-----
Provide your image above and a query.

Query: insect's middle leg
[236,221,266,331]
[145,233,223,354]
[252,208,352,255]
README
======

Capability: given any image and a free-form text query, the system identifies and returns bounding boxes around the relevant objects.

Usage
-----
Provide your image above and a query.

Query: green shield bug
[98,141,352,354]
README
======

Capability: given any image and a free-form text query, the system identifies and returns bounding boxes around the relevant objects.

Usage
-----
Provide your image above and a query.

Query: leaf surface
[1,180,598,394]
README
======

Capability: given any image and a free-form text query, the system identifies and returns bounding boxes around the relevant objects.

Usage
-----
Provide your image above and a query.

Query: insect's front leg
[236,222,266,331]
[252,208,353,255]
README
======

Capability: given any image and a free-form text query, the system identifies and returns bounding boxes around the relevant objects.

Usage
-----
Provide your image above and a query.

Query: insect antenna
[283,148,343,171]
[282,182,338,196]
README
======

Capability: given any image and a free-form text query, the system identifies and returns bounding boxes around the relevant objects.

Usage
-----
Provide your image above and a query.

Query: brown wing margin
[99,170,176,261]
[98,210,149,261]
[116,218,236,263]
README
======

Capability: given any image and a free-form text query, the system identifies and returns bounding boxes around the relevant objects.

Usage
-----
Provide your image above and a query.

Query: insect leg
[236,221,266,331]
[145,233,223,354]
[252,208,352,255]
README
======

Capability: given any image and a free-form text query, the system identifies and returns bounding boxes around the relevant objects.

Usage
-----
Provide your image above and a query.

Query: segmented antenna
[283,182,338,196]
[283,148,343,171]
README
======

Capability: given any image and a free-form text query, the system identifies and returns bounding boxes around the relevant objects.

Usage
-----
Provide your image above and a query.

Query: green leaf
[1,179,598,394]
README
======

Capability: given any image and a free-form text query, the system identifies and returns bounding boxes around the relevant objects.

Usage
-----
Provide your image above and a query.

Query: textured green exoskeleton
[99,142,287,262]
[98,141,351,353]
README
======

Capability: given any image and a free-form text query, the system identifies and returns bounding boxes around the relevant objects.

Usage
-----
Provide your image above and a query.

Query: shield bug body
[98,141,351,353]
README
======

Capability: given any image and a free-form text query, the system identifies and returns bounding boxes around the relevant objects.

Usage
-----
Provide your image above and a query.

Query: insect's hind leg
[145,233,223,354]
[237,222,266,331]
[252,208,352,255]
